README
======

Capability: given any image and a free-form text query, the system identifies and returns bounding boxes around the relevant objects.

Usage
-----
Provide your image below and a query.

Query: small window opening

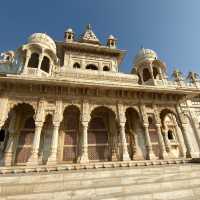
[73,62,81,69]
[41,56,50,73]
[148,117,153,125]
[103,66,110,71]
[168,130,174,140]
[68,35,72,40]
[0,129,5,142]
[86,64,98,70]
[143,68,151,82]
[28,53,39,68]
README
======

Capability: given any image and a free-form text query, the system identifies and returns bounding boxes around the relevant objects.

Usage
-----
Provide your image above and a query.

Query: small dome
[65,28,74,33]
[108,35,116,40]
[28,33,56,54]
[134,48,158,65]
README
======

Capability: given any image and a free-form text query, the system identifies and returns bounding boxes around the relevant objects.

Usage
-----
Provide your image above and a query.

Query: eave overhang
[0,75,199,100]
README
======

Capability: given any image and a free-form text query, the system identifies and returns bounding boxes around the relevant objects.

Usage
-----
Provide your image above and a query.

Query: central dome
[134,48,158,65]
[28,33,56,54]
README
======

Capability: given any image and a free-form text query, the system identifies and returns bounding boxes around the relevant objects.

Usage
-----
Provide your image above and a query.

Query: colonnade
[0,100,197,166]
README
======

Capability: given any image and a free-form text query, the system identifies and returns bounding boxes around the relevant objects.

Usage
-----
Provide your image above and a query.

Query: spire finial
[86,24,92,30]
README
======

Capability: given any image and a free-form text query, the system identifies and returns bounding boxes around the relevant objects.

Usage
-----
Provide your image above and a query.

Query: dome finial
[86,24,92,30]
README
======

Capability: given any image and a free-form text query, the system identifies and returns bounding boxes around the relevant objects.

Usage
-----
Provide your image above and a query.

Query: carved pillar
[47,100,62,164]
[37,54,44,75]
[78,101,89,163]
[175,124,186,157]
[149,63,156,85]
[143,123,156,160]
[119,122,130,161]
[0,97,9,129]
[158,68,166,85]
[138,71,144,84]
[23,50,31,74]
[155,124,168,159]
[47,122,60,165]
[186,100,200,148]
[176,105,195,158]
[3,112,17,166]
[79,121,89,163]
[27,121,43,165]
[117,104,130,161]
[182,123,196,158]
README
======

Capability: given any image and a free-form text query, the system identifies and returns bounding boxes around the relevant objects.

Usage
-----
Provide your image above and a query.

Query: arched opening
[160,109,184,158]
[68,35,72,40]
[153,67,159,79]
[168,130,174,140]
[60,106,80,163]
[125,108,145,160]
[73,62,81,69]
[0,129,5,142]
[39,114,53,164]
[86,64,98,70]
[88,106,117,162]
[103,66,110,71]
[13,104,35,165]
[143,68,151,82]
[41,56,50,73]
[28,53,39,68]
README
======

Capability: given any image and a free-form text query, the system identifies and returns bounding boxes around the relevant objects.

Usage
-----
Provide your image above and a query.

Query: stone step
[0,163,199,185]
[1,164,200,192]
[2,169,200,199]
[2,181,200,200]
[97,186,200,200]
[1,163,200,199]
[2,169,200,196]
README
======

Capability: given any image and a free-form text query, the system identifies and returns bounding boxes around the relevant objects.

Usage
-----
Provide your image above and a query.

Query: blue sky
[1,0,200,76]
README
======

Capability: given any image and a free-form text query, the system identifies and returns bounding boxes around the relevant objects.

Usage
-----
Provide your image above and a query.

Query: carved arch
[90,104,117,118]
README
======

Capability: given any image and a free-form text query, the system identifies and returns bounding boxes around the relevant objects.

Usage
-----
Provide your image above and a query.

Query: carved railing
[56,69,139,85]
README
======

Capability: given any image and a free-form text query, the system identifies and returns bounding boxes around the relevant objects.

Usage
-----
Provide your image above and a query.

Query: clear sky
[1,0,200,76]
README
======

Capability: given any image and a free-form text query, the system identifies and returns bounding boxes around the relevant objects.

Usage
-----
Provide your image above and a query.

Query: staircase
[1,161,200,200]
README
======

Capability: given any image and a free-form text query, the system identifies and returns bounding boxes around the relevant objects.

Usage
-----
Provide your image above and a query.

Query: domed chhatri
[28,33,56,54]
[65,28,74,33]
[134,47,158,65]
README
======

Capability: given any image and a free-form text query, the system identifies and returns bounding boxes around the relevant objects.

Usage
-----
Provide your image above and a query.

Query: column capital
[26,50,31,58]
[155,123,161,128]
[35,121,44,127]
[143,123,149,128]
[52,121,61,127]
[120,122,125,127]
[82,121,89,127]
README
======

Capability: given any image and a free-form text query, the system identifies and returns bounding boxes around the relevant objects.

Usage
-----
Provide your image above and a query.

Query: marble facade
[0,25,200,167]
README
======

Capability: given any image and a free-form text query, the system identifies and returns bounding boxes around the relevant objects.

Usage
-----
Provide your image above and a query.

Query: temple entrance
[14,104,35,165]
[88,106,117,162]
[125,108,145,160]
[60,106,80,163]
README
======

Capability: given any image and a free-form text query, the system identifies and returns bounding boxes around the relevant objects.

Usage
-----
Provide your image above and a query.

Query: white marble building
[0,24,200,167]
